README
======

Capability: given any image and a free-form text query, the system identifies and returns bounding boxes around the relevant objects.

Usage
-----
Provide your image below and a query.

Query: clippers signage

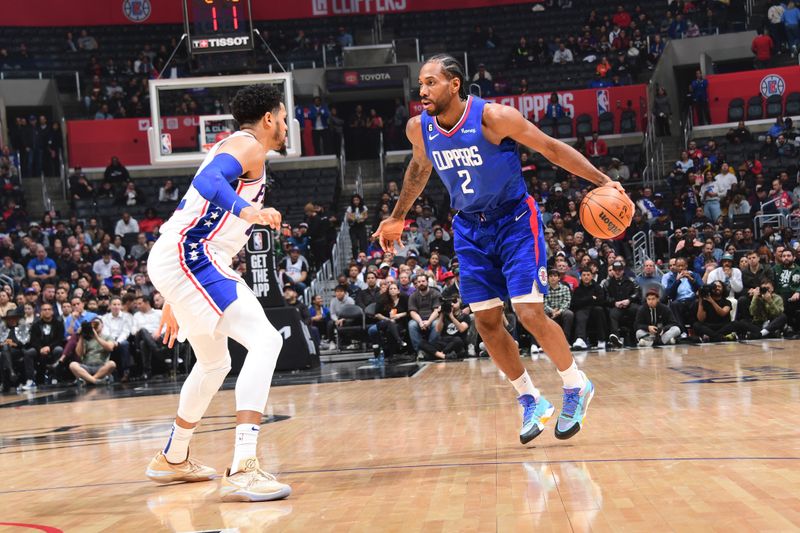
[326,66,408,91]
[706,65,800,124]
[409,84,647,133]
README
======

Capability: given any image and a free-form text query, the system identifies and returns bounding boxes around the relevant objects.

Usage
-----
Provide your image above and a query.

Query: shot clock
[183,0,254,54]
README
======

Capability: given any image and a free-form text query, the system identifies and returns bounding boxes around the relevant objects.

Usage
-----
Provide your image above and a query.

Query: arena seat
[575,114,593,137]
[786,92,800,116]
[746,96,764,120]
[727,98,745,122]
[765,94,783,118]
[619,110,637,134]
[556,116,573,138]
[598,112,615,135]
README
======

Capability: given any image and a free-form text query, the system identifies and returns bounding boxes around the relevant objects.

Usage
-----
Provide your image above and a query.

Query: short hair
[425,54,468,99]
[230,84,284,126]
[334,284,347,292]
[580,267,593,274]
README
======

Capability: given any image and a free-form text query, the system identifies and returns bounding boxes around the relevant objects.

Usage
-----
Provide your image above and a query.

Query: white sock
[163,422,196,464]
[510,370,540,399]
[231,423,260,473]
[558,360,586,391]
[760,328,769,337]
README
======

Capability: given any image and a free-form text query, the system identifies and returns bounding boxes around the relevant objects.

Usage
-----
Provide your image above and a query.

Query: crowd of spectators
[467,1,732,96]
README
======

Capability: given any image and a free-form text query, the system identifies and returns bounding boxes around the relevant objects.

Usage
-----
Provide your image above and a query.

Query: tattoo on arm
[391,157,432,219]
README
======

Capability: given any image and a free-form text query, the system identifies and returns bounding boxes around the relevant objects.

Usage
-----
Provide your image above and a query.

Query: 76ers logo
[122,0,151,22]
[760,74,785,98]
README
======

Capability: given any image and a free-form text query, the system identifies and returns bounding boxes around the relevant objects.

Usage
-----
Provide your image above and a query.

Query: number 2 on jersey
[458,169,475,194]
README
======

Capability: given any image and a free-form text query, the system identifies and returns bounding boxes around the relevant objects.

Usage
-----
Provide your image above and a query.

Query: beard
[272,127,287,155]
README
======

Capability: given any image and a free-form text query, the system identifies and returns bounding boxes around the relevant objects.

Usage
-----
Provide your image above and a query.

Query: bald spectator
[26,245,56,282]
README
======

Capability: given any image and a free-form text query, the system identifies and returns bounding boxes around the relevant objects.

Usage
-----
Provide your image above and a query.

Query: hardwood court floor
[1,340,799,532]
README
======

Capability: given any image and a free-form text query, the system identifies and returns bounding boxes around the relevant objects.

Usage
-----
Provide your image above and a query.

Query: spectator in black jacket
[736,251,775,320]
[635,290,681,346]
[602,260,641,347]
[355,271,381,314]
[24,302,65,388]
[571,268,607,350]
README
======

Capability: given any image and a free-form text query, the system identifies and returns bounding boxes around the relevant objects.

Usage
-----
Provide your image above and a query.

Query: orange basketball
[579,187,633,239]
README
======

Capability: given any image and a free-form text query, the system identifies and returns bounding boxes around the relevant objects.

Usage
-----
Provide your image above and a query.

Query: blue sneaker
[554,375,595,440]
[518,394,555,444]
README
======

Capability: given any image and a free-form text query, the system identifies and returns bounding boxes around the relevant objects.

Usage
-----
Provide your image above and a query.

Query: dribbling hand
[241,206,282,230]
[601,179,635,216]
[372,217,405,252]
[159,302,179,349]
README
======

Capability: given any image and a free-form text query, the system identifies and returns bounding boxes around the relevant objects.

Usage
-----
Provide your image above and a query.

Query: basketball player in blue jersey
[374,55,633,443]
[144,84,291,502]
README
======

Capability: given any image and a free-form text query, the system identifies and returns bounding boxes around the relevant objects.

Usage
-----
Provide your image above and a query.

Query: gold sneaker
[145,451,217,484]
[219,458,292,502]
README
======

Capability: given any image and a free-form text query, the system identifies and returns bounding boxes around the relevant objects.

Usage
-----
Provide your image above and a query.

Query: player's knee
[107,360,116,369]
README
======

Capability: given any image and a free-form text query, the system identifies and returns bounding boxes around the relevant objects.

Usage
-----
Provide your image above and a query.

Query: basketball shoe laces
[561,388,581,418]
[519,395,536,421]
[240,458,278,484]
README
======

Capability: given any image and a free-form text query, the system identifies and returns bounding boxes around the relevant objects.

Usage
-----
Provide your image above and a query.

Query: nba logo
[312,0,328,15]
[596,90,610,114]
[160,133,172,155]
[253,232,263,251]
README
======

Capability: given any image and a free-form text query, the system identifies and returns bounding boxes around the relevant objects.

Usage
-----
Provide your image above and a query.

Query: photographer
[693,281,737,342]
[635,290,681,346]
[419,297,469,360]
[67,318,116,385]
[25,302,65,389]
[737,281,787,339]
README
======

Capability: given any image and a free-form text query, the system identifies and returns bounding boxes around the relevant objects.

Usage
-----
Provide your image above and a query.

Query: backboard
[147,72,300,166]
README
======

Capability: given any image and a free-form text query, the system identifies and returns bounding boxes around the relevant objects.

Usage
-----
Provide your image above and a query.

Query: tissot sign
[191,36,252,53]
[326,66,408,91]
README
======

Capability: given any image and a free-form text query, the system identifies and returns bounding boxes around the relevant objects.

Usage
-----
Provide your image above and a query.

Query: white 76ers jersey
[159,130,267,260]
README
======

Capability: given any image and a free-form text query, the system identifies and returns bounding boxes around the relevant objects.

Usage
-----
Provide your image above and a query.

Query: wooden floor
[2,340,800,532]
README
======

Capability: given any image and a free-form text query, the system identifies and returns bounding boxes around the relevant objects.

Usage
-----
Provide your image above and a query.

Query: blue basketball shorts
[452,195,548,310]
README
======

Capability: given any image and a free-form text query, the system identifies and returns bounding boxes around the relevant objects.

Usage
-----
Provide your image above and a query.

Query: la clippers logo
[538,266,547,286]
[122,0,151,22]
[344,71,359,85]
[197,40,209,48]
[760,74,785,98]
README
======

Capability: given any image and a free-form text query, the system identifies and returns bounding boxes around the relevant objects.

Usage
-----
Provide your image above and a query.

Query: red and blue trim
[434,96,473,137]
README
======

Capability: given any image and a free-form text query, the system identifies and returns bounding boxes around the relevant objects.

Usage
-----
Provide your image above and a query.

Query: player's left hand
[372,217,405,252]
[159,303,179,349]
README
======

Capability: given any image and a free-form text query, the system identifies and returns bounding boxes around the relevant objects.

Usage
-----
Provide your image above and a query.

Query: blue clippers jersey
[420,96,526,213]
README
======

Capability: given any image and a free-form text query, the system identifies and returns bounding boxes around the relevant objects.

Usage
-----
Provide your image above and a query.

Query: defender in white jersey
[145,84,291,502]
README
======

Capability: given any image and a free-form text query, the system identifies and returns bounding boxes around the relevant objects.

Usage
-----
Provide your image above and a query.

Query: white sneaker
[572,338,588,350]
[467,344,476,357]
[596,341,606,351]
[638,336,654,347]
[220,458,291,502]
[21,379,37,391]
[530,344,541,354]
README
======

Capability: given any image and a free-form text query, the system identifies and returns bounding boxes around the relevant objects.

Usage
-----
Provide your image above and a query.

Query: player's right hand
[241,206,282,230]
[159,303,179,349]
[371,217,405,252]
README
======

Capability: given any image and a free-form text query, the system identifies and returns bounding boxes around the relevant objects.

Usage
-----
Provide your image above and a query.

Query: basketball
[579,187,632,239]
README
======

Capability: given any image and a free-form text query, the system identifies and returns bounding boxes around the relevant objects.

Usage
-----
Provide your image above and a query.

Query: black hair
[425,54,468,99]
[230,84,284,126]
